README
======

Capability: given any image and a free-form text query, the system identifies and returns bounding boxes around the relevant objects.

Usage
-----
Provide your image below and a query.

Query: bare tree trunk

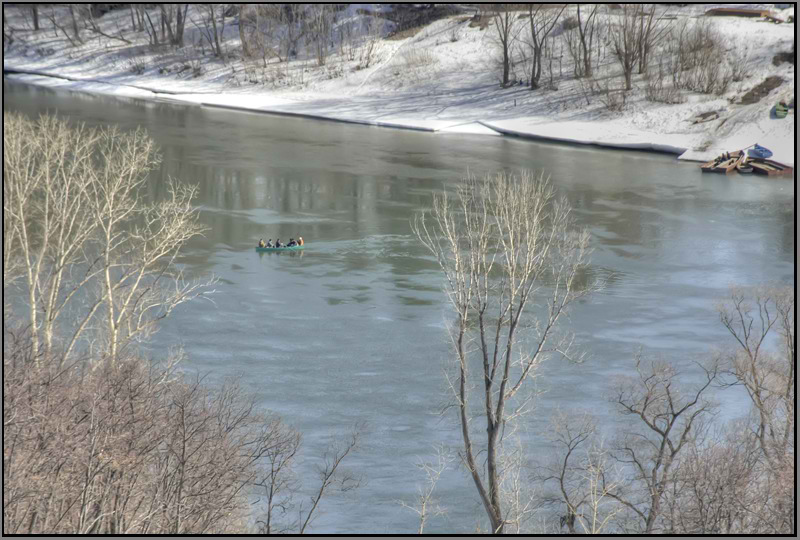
[3,8,13,43]
[576,4,599,78]
[637,4,671,74]
[195,4,226,60]
[238,4,251,57]
[492,6,516,87]
[160,7,166,43]
[32,5,40,30]
[136,5,145,32]
[175,4,187,46]
[211,6,223,60]
[526,4,565,90]
[161,5,175,45]
[611,4,641,91]
[144,9,159,46]
[69,5,82,44]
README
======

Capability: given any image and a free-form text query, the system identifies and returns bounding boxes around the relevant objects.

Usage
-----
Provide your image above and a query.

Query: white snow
[3,4,795,166]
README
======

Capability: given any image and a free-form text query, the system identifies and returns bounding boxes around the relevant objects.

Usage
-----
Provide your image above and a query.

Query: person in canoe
[298,236,304,246]
[258,238,266,248]
[275,238,284,248]
[287,238,297,247]
[266,238,274,248]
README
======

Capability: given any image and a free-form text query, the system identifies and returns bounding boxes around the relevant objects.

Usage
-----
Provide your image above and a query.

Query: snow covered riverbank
[3,4,795,166]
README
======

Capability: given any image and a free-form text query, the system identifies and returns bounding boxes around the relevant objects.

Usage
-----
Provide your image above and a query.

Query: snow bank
[479,119,691,155]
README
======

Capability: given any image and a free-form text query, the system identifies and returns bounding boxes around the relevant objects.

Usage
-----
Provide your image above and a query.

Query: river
[3,79,795,534]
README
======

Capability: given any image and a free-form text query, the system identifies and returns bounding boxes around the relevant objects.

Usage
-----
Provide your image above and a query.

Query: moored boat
[775,102,788,119]
[736,159,754,174]
[747,143,773,159]
[700,150,744,173]
[749,159,793,176]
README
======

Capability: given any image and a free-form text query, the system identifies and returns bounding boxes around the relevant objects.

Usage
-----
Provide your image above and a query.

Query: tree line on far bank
[6,4,779,106]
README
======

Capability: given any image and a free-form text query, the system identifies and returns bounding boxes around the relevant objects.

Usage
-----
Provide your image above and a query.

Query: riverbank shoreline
[6,62,794,168]
[1,69,712,161]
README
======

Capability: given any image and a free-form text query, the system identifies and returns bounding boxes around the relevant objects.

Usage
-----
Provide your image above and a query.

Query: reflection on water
[3,79,794,534]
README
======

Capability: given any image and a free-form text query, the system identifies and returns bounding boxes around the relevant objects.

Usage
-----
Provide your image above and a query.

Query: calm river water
[4,79,795,533]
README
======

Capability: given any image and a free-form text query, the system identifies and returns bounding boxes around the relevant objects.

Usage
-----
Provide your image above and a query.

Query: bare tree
[573,442,625,534]
[127,4,138,31]
[282,4,306,62]
[4,114,104,361]
[306,4,336,67]
[536,411,625,534]
[31,4,40,30]
[160,4,189,47]
[717,285,794,468]
[538,411,590,533]
[298,426,362,533]
[39,4,83,47]
[539,286,794,535]
[661,419,769,534]
[83,6,130,44]
[3,7,13,44]
[610,4,641,91]
[193,4,227,60]
[358,16,384,69]
[605,355,719,534]
[524,4,565,90]
[254,421,303,534]
[252,422,363,535]
[413,171,593,533]
[490,5,521,87]
[239,4,283,65]
[715,285,794,532]
[667,17,733,96]
[68,4,82,44]
[238,3,253,58]
[574,4,600,77]
[399,446,454,533]
[635,4,672,74]
[3,113,214,364]
[1,342,323,534]
[43,5,83,45]
[142,6,160,46]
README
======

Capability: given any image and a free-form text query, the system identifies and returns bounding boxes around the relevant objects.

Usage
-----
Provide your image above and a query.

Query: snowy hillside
[3,4,795,166]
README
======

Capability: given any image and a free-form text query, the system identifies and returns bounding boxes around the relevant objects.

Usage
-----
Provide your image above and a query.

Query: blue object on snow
[748,144,773,159]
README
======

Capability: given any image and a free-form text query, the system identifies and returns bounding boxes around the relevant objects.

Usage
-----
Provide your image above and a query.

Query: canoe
[736,159,754,174]
[747,143,773,159]
[255,245,305,252]
[749,159,793,176]
[700,150,744,173]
